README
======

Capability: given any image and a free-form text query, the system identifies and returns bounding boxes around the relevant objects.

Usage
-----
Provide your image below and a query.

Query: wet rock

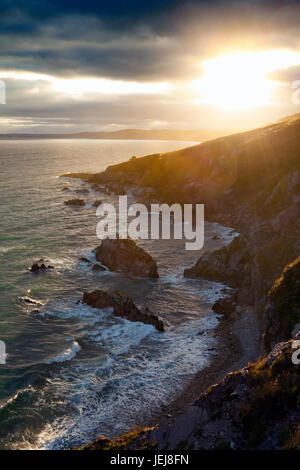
[83,289,164,332]
[61,187,70,191]
[212,297,236,317]
[212,235,220,240]
[184,235,251,287]
[64,199,85,206]
[30,262,54,272]
[93,200,102,207]
[75,188,89,194]
[92,263,106,271]
[79,257,91,264]
[20,296,43,305]
[94,238,159,278]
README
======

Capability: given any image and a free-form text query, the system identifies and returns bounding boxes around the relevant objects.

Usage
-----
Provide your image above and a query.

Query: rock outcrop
[184,235,251,287]
[30,260,54,272]
[94,238,159,278]
[92,263,106,271]
[64,199,85,206]
[75,188,89,194]
[92,200,102,207]
[83,289,164,332]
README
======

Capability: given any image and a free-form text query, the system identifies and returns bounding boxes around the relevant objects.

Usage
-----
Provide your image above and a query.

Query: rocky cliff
[64,115,300,338]
[65,115,300,450]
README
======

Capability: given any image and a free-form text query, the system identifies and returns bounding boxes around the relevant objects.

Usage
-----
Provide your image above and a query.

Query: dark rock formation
[79,257,91,264]
[264,256,300,351]
[83,289,164,332]
[184,235,251,287]
[20,296,43,305]
[92,200,102,207]
[212,296,236,317]
[94,238,159,278]
[75,188,89,194]
[92,263,106,271]
[30,261,54,272]
[64,199,85,206]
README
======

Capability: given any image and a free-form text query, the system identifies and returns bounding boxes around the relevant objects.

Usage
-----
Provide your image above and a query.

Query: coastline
[136,301,262,431]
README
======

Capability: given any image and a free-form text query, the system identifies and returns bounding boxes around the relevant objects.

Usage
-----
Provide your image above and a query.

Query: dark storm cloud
[1,0,300,81]
[1,0,300,132]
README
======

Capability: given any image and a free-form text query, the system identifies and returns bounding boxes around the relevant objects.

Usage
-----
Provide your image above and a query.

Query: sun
[194,49,300,109]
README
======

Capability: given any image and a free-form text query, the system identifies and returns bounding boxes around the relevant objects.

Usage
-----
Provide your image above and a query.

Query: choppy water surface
[0,139,235,449]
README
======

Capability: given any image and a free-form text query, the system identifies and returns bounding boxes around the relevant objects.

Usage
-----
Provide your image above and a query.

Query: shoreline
[137,301,262,431]
[59,173,263,444]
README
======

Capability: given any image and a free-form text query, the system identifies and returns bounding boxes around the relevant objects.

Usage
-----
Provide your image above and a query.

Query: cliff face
[147,333,300,450]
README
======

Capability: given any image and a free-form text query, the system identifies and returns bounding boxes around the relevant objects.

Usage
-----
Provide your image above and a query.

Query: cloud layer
[1,0,300,132]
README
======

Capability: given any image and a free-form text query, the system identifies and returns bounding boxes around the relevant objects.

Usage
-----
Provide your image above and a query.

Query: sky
[1,0,300,133]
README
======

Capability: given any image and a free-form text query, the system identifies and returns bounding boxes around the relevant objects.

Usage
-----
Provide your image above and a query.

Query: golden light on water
[194,49,300,109]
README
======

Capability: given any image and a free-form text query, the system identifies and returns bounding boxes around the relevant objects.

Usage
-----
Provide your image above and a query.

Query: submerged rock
[79,257,91,264]
[92,263,106,271]
[64,199,85,206]
[83,289,164,332]
[92,200,102,207]
[94,238,159,278]
[75,188,89,194]
[30,261,54,272]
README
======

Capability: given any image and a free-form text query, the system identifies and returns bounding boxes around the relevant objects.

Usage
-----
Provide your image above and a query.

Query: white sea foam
[45,341,81,364]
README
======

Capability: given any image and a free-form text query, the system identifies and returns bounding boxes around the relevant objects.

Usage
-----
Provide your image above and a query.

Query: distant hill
[0,128,238,142]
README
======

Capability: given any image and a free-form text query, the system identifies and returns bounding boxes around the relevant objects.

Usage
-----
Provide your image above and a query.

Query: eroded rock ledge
[83,289,164,332]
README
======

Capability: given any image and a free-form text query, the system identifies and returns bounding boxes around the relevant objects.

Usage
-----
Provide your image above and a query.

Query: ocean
[0,139,235,449]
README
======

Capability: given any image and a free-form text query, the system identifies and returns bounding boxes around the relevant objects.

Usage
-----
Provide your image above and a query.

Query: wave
[45,341,81,364]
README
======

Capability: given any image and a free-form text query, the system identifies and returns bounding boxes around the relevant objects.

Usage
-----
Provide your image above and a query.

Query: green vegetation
[80,428,156,451]
[240,352,299,449]
[264,256,300,348]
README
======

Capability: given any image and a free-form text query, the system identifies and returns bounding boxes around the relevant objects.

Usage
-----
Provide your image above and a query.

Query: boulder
[83,289,164,332]
[94,238,159,278]
[64,199,85,206]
